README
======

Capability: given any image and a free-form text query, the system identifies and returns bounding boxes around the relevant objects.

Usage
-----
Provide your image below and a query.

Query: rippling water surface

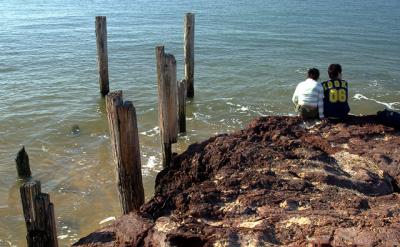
[1,0,399,245]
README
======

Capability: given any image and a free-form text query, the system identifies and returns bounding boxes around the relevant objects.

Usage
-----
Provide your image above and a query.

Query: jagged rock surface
[74,116,400,247]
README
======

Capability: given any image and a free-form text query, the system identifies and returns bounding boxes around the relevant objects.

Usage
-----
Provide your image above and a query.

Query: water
[1,0,399,245]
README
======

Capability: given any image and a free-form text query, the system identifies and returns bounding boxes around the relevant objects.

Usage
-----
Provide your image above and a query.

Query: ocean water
[1,0,399,245]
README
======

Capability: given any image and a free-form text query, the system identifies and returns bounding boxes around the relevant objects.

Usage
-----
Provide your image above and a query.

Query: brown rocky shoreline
[74,115,400,247]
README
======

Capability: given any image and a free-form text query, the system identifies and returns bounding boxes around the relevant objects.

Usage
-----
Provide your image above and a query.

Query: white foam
[226,102,252,113]
[58,234,68,240]
[99,216,116,225]
[353,93,400,110]
[146,156,157,169]
[214,97,233,101]
[41,145,49,152]
[193,112,211,120]
[239,106,249,111]
[179,134,190,141]
[353,93,368,100]
[140,126,159,137]
[368,80,378,87]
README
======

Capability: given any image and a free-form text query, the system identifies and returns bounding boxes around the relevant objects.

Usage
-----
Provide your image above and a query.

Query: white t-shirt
[292,78,324,118]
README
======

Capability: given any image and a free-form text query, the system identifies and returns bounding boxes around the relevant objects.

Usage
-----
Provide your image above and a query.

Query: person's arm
[345,80,350,114]
[292,85,299,105]
[318,84,324,119]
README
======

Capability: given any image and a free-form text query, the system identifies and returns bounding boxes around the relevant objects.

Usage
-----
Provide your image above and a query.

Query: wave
[0,67,17,73]
[353,94,400,110]
[140,126,159,137]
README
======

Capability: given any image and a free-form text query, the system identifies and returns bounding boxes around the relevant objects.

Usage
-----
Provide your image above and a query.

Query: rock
[74,115,400,246]
[71,124,81,136]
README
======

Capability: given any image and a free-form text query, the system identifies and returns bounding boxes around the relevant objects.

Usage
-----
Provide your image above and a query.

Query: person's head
[307,68,320,81]
[328,64,342,79]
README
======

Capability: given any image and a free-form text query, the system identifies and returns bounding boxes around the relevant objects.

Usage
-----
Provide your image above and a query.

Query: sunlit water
[1,0,399,245]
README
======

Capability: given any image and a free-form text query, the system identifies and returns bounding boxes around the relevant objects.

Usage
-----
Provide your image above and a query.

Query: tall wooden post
[95,16,109,96]
[15,146,32,179]
[184,13,195,98]
[106,91,145,214]
[178,79,187,133]
[156,46,178,167]
[20,180,58,247]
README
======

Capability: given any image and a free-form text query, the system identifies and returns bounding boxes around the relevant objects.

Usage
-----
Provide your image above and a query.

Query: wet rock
[74,115,400,246]
[71,124,81,136]
[72,226,115,247]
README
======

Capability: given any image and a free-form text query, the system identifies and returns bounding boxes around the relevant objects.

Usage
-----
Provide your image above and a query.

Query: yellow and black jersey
[321,79,350,118]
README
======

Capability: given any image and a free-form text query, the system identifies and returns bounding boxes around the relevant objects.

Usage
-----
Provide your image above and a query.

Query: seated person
[321,64,350,119]
[292,68,324,119]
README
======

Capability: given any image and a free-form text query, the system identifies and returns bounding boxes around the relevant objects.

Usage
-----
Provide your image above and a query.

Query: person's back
[321,64,350,118]
[292,68,324,119]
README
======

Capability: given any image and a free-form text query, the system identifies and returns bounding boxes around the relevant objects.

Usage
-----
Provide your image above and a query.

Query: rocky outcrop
[74,116,400,247]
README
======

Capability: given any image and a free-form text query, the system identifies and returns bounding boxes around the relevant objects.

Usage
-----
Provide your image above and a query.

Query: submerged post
[95,16,109,96]
[15,146,32,179]
[20,180,58,247]
[178,79,187,133]
[184,13,195,98]
[106,91,145,214]
[156,46,178,167]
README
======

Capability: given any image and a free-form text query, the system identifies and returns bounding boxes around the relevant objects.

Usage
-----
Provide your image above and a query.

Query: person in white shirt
[292,68,324,119]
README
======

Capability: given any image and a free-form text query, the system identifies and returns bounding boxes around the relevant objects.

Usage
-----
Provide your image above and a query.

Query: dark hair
[328,64,342,79]
[308,68,320,80]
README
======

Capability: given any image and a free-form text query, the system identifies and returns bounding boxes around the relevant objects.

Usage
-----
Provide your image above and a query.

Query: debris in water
[71,125,81,136]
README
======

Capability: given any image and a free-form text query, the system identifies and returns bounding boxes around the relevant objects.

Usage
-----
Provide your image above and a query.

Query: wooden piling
[20,180,58,247]
[156,46,178,167]
[106,91,123,164]
[95,16,109,96]
[106,91,145,214]
[15,146,32,179]
[184,13,195,98]
[178,79,187,133]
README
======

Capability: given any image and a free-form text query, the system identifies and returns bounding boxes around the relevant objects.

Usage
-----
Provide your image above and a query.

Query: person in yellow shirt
[321,64,350,119]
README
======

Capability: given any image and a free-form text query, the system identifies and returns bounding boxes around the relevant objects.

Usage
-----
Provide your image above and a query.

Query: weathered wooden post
[15,146,32,179]
[178,79,187,133]
[95,16,109,96]
[184,13,195,98]
[106,91,145,214]
[20,180,58,247]
[106,91,123,161]
[156,46,178,167]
